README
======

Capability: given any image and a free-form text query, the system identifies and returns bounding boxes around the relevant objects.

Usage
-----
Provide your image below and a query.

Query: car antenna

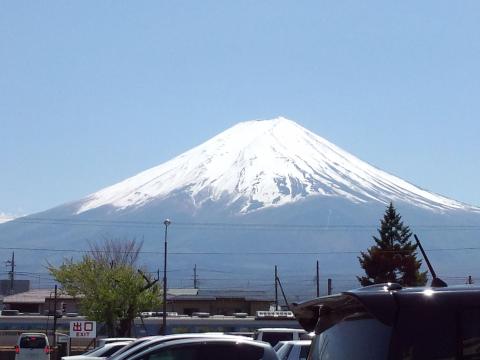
[275,273,291,310]
[414,234,447,288]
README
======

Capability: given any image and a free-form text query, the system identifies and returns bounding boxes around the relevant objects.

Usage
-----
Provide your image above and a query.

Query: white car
[61,341,131,360]
[275,340,311,360]
[15,333,50,360]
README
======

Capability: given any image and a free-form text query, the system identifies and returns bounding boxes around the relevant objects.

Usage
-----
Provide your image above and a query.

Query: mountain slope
[76,117,477,215]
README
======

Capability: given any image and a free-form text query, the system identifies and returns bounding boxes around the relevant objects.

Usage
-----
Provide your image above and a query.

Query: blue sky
[1,1,479,215]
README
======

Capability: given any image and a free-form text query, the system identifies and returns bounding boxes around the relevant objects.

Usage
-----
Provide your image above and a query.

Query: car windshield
[262,332,293,346]
[310,313,391,360]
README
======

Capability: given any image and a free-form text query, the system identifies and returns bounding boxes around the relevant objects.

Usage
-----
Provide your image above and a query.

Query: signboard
[255,310,295,320]
[69,321,96,338]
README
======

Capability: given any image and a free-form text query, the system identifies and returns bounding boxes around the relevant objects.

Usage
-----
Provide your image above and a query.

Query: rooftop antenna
[414,234,447,288]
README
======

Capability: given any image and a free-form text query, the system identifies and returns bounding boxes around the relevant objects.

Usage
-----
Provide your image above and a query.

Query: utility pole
[193,264,197,289]
[327,278,332,295]
[53,285,58,349]
[316,260,320,297]
[274,265,279,311]
[162,219,171,336]
[275,273,291,310]
[7,252,15,295]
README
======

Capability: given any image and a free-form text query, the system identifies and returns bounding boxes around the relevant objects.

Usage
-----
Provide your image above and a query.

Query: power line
[12,217,480,231]
[2,245,480,255]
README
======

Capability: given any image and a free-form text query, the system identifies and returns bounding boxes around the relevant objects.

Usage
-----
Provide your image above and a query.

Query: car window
[83,347,100,355]
[102,345,127,357]
[20,336,47,349]
[460,308,480,358]
[310,313,391,360]
[391,307,456,360]
[262,332,293,346]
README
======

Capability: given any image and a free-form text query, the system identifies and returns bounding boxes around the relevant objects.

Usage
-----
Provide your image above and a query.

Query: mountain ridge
[74,117,478,215]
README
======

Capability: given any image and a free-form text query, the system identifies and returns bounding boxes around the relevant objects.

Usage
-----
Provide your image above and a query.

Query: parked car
[254,328,309,347]
[120,337,279,360]
[62,341,131,360]
[2,309,20,316]
[293,283,480,359]
[275,340,311,360]
[107,333,251,360]
[15,333,50,360]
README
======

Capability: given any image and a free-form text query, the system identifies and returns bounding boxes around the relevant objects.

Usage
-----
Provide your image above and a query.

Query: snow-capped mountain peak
[76,117,477,214]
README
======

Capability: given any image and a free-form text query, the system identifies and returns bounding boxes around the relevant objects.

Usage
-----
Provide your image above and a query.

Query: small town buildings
[2,288,273,316]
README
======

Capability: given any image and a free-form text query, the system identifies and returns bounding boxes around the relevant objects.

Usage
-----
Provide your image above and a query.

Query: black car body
[293,283,480,360]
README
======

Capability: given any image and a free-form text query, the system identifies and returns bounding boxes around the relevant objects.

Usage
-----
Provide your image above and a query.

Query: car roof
[130,337,272,360]
[102,342,131,348]
[19,333,47,337]
[256,328,306,332]
[110,333,250,360]
[99,338,136,343]
[278,340,311,345]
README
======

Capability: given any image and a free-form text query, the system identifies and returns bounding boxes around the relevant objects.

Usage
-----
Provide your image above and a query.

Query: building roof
[3,288,272,305]
[169,289,273,302]
[2,289,75,304]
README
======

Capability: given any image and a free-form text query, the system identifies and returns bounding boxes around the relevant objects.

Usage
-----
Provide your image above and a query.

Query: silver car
[123,337,279,360]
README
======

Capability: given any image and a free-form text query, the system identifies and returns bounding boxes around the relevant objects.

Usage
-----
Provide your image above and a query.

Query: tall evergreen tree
[358,203,427,286]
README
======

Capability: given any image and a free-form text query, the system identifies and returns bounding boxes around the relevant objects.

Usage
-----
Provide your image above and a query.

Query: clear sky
[1,1,479,216]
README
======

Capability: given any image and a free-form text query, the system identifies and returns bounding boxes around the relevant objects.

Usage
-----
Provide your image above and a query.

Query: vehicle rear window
[262,332,293,346]
[20,336,47,349]
[310,313,391,360]
[462,308,480,358]
[391,307,456,360]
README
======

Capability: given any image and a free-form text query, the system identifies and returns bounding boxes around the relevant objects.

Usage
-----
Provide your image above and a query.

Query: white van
[15,333,50,360]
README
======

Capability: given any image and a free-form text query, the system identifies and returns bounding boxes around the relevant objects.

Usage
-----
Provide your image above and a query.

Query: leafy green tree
[48,239,161,336]
[358,203,427,286]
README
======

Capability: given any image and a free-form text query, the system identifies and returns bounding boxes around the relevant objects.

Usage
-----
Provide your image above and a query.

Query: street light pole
[162,219,171,335]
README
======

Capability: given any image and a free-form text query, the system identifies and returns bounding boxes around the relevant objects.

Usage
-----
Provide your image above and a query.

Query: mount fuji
[1,118,479,295]
[76,117,476,215]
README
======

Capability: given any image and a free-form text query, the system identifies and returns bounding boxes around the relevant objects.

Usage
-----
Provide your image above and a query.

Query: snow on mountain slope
[76,117,478,214]
[0,213,15,224]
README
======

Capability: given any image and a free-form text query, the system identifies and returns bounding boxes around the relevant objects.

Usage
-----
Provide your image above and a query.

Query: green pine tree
[358,203,427,286]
